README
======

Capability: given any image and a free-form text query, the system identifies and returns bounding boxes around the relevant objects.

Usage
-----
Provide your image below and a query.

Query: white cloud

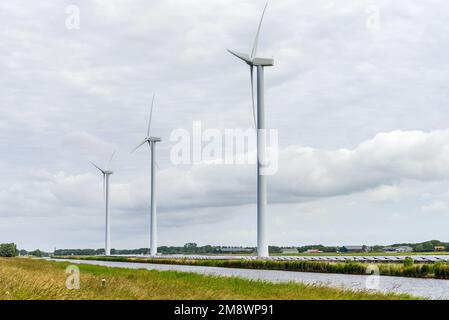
[421,200,448,214]
[367,185,403,203]
[272,130,449,199]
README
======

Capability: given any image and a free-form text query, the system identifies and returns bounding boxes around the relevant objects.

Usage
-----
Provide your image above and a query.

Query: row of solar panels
[261,255,449,262]
[150,255,449,262]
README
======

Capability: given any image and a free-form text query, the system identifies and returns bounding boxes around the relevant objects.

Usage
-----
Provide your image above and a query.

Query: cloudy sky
[2,0,449,251]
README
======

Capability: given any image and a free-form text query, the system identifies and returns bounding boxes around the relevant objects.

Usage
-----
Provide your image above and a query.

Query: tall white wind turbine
[132,95,161,257]
[227,3,274,258]
[91,151,115,256]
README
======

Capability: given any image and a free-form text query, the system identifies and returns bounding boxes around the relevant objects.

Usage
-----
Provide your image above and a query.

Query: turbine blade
[106,150,116,171]
[227,49,252,64]
[250,66,257,129]
[251,2,269,59]
[147,94,155,137]
[131,139,148,153]
[91,162,105,174]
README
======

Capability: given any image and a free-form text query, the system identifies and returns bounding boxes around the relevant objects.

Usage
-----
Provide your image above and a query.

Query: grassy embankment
[0,258,415,300]
[57,256,449,279]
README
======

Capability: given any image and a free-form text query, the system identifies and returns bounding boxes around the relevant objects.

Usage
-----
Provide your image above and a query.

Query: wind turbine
[91,151,115,256]
[132,95,161,257]
[227,2,274,258]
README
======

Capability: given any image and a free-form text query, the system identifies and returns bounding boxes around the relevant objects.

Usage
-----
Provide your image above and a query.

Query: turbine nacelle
[227,49,274,67]
[253,57,274,67]
[147,137,162,143]
[91,162,114,176]
[132,136,162,153]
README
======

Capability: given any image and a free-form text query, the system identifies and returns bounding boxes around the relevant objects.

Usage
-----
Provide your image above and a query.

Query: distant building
[435,246,446,251]
[384,246,413,253]
[342,246,371,253]
[305,249,323,254]
[281,248,299,254]
[215,247,254,254]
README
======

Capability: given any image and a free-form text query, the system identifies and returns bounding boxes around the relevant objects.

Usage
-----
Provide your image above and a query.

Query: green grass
[57,255,449,279]
[0,258,415,300]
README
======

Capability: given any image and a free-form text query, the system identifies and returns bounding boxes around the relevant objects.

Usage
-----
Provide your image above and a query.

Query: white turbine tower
[91,151,115,256]
[132,95,161,257]
[227,3,273,258]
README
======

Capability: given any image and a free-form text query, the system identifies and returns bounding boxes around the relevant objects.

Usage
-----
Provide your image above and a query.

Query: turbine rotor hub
[147,137,162,143]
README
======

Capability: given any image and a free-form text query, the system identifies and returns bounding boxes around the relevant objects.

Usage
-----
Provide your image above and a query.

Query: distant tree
[340,246,348,253]
[45,240,449,257]
[0,243,18,257]
[296,245,338,253]
[269,246,282,254]
[29,249,43,257]
[183,243,198,254]
[371,245,385,252]
[54,249,98,256]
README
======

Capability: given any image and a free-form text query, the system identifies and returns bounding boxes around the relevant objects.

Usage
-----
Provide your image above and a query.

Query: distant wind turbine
[132,95,161,257]
[227,3,274,258]
[91,151,115,256]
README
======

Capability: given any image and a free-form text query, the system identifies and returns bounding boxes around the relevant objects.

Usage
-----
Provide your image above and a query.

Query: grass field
[0,258,415,300]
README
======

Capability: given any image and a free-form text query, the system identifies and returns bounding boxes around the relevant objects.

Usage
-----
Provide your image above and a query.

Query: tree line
[0,243,17,257]
[52,240,449,256]
[5,239,449,258]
